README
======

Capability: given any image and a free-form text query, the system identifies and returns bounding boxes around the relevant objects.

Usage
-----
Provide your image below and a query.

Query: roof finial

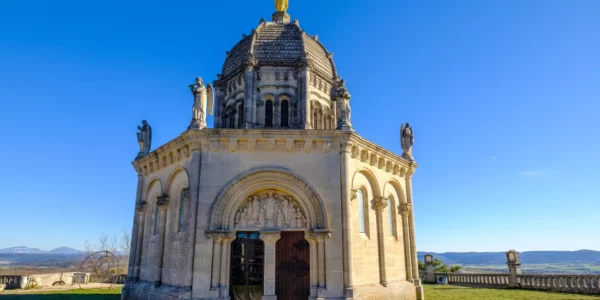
[275,0,288,12]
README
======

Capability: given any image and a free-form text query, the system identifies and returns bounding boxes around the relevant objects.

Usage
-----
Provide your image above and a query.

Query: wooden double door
[276,231,311,300]
[230,231,310,300]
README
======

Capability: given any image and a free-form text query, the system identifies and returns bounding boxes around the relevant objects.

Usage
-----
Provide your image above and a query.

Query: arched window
[265,100,273,127]
[237,100,244,128]
[388,198,394,236]
[357,189,365,233]
[178,189,187,232]
[281,100,289,127]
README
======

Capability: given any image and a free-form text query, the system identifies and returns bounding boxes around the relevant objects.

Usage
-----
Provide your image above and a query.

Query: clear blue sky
[1,0,598,252]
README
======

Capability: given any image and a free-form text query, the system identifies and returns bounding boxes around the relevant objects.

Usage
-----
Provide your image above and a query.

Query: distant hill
[0,246,82,255]
[417,250,600,265]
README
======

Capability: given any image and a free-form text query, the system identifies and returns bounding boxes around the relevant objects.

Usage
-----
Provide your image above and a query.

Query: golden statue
[275,0,288,12]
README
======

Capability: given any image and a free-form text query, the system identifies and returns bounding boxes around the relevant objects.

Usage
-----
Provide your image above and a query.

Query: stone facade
[122,7,423,300]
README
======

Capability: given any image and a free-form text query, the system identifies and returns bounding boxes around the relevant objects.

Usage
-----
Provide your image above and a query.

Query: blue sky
[0,0,598,252]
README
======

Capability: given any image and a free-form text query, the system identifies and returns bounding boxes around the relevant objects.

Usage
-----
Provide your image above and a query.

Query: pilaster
[243,57,257,129]
[128,170,144,282]
[298,59,312,129]
[186,142,202,288]
[339,141,355,299]
[400,202,414,281]
[260,230,281,300]
[405,168,424,300]
[155,194,170,285]
[133,200,147,281]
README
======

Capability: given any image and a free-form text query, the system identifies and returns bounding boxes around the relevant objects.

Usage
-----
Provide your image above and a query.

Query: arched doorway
[207,168,331,300]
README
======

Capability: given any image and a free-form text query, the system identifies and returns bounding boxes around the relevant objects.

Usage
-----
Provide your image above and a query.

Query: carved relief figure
[234,191,306,229]
[400,123,414,161]
[136,120,152,159]
[188,77,214,130]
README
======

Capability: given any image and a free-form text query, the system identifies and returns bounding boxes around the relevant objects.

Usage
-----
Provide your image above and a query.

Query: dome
[221,19,337,82]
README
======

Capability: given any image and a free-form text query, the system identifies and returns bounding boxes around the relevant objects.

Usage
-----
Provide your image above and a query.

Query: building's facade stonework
[123,7,423,300]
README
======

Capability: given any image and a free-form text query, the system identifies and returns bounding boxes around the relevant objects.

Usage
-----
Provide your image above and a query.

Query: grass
[425,284,600,300]
[2,285,599,300]
[0,288,122,300]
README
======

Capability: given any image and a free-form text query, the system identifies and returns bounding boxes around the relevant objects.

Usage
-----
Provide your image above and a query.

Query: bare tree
[83,229,131,274]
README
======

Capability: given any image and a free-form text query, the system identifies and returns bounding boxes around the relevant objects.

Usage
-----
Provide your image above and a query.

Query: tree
[83,229,131,274]
[418,258,462,273]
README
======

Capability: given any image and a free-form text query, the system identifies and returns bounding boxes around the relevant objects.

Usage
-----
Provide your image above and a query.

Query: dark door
[230,232,264,300]
[276,231,310,299]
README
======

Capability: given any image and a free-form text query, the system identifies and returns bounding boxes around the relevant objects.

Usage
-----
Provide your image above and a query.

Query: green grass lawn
[1,286,599,300]
[0,288,122,300]
[425,284,600,300]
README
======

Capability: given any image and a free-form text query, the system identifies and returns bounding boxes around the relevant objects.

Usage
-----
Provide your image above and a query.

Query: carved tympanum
[234,190,307,229]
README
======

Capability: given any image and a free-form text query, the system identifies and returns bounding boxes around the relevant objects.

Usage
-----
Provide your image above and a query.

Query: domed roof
[221,19,337,81]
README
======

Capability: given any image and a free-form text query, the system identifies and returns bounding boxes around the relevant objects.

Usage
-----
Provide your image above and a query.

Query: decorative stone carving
[188,77,214,130]
[156,194,170,208]
[400,202,412,217]
[374,196,389,212]
[234,190,307,229]
[350,189,357,202]
[135,201,148,213]
[136,120,152,159]
[400,123,414,161]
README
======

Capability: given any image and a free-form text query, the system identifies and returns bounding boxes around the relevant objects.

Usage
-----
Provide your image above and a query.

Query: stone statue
[400,123,414,161]
[136,120,152,159]
[275,0,288,12]
[336,79,352,130]
[188,77,214,130]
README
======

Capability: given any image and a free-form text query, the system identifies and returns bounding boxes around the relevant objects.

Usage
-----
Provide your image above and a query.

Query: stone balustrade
[436,272,510,288]
[518,274,600,294]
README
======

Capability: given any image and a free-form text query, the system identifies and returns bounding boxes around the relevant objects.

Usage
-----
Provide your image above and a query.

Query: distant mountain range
[0,246,82,255]
[417,250,600,265]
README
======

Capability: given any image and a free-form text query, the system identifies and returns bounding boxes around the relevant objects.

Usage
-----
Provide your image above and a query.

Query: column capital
[311,229,332,242]
[135,201,148,213]
[340,142,352,153]
[400,202,412,217]
[260,230,281,243]
[373,196,389,212]
[156,194,170,208]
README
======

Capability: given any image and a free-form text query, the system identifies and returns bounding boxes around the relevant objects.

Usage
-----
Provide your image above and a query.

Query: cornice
[347,132,417,178]
[131,129,417,178]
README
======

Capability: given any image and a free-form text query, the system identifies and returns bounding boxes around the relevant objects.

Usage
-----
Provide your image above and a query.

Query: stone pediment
[234,190,307,229]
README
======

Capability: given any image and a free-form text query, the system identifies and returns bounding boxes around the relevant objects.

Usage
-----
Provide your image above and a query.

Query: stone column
[185,142,202,288]
[274,98,281,128]
[373,196,389,286]
[506,250,522,288]
[127,170,144,282]
[243,57,257,129]
[405,168,424,300]
[261,230,281,300]
[305,233,319,298]
[207,232,223,290]
[339,142,355,298]
[218,233,235,298]
[399,201,414,281]
[298,59,312,129]
[424,254,435,283]
[155,194,170,285]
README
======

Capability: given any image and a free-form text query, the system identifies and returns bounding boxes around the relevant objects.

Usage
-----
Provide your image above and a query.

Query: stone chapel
[123,3,423,300]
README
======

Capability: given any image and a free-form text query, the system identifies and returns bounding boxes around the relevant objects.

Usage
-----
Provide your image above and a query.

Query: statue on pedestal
[336,79,352,131]
[136,120,152,159]
[400,123,414,161]
[188,77,214,130]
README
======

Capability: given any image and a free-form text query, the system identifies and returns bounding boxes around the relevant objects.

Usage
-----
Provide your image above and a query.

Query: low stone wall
[89,274,127,284]
[0,272,91,289]
[519,274,600,294]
